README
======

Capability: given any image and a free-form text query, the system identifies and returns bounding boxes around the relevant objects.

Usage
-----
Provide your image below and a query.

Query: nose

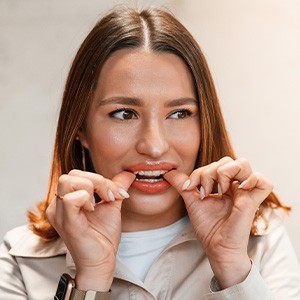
[136,121,170,158]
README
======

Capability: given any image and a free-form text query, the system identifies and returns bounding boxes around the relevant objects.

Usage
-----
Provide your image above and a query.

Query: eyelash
[168,109,193,119]
[108,108,193,120]
[108,108,137,120]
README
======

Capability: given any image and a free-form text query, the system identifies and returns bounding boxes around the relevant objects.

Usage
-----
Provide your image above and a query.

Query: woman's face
[80,48,200,231]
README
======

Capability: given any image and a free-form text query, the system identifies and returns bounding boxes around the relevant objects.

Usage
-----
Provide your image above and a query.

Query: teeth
[133,170,168,177]
[135,178,164,183]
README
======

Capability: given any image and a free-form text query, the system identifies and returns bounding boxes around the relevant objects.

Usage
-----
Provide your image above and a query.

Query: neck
[121,206,187,232]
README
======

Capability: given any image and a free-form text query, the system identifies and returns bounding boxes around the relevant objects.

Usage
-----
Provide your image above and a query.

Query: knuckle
[58,174,69,186]
[97,174,105,182]
[253,171,262,178]
[220,156,233,163]
[216,165,225,175]
[189,166,205,180]
[94,175,107,189]
[200,168,210,178]
[253,171,264,182]
[234,159,243,168]
[190,168,201,177]
[68,169,80,176]
[237,157,248,164]
[216,165,229,179]
[61,193,72,203]
[85,179,94,192]
[80,189,91,199]
[236,158,250,170]
[200,171,215,184]
[63,190,90,205]
[61,193,73,205]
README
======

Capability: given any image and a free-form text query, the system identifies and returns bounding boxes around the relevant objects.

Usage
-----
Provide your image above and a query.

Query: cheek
[170,123,200,158]
[89,121,133,150]
[168,121,200,146]
[87,125,135,169]
[179,137,200,164]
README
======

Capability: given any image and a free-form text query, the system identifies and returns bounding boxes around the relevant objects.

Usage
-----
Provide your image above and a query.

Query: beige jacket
[1,212,300,300]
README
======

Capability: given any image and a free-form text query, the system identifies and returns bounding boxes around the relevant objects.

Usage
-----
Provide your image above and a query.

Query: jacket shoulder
[3,224,66,258]
[3,225,32,247]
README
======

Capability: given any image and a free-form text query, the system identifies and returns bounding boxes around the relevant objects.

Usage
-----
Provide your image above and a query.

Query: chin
[122,187,184,218]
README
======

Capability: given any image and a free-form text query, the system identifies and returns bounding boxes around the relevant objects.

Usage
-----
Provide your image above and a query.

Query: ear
[76,128,90,149]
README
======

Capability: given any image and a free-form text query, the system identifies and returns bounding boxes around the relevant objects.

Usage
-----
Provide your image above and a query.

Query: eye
[108,108,138,120]
[168,109,193,119]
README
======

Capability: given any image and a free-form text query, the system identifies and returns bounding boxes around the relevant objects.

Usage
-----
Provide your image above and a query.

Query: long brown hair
[28,7,289,241]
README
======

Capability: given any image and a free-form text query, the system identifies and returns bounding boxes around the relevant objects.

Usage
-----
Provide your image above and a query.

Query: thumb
[112,171,136,191]
[164,170,200,206]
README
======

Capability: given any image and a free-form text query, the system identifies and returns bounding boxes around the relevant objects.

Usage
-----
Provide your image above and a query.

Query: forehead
[93,48,196,102]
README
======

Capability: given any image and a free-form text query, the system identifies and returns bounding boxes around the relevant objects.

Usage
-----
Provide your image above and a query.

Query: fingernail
[91,196,96,206]
[107,189,115,201]
[218,184,222,196]
[238,180,248,189]
[119,188,129,198]
[182,179,191,191]
[200,186,205,200]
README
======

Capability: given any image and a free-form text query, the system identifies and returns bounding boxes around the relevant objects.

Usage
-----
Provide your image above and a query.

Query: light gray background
[1,0,299,262]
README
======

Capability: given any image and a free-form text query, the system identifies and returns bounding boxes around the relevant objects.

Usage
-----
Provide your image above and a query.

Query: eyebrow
[96,96,198,107]
[166,97,198,107]
[96,97,142,107]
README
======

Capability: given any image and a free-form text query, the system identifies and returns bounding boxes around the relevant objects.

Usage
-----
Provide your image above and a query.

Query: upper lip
[125,161,176,173]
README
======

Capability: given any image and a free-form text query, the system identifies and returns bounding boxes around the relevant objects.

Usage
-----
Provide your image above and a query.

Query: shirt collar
[9,222,197,277]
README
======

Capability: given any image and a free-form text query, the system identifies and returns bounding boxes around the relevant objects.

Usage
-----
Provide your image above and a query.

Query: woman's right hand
[46,169,135,291]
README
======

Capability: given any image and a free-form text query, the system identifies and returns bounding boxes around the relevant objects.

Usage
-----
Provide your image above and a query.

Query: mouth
[134,170,168,183]
[125,162,175,193]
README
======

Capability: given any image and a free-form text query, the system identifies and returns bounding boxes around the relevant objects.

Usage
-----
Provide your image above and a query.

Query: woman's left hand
[164,156,273,289]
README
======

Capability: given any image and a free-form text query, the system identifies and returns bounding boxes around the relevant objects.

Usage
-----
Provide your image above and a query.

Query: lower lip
[131,178,171,194]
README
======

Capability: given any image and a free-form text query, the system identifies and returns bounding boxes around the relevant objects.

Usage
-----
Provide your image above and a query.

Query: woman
[1,6,300,300]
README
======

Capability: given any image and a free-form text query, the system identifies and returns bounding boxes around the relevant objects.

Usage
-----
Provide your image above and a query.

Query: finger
[68,169,132,202]
[47,189,94,231]
[57,173,94,199]
[185,156,234,199]
[163,169,200,207]
[103,171,136,201]
[68,170,112,202]
[45,196,57,227]
[97,170,135,201]
[54,195,65,226]
[55,174,95,221]
[58,190,95,228]
[111,171,136,192]
[238,172,273,206]
[217,158,252,195]
[187,157,233,190]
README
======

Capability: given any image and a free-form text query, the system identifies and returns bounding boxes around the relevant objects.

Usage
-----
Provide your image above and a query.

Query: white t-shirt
[117,216,189,282]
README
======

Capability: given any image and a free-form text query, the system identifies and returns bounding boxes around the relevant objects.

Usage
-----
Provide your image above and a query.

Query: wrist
[54,273,112,300]
[209,256,252,289]
[75,255,116,291]
[75,274,112,292]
